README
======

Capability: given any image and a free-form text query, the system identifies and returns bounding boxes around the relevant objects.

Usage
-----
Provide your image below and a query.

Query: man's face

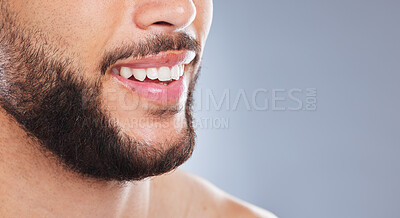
[0,0,212,180]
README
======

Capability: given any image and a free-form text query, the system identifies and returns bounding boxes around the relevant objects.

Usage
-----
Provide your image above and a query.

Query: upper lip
[110,50,196,70]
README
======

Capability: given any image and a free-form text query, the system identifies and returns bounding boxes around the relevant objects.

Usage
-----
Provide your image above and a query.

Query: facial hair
[0,5,200,181]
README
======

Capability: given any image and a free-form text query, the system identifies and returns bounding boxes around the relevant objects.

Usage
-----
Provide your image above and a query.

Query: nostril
[153,21,173,26]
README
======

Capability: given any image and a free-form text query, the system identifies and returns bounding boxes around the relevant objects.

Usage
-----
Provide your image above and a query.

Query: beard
[0,5,199,181]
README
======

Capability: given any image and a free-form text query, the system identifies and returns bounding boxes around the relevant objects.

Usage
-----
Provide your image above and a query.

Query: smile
[109,50,196,104]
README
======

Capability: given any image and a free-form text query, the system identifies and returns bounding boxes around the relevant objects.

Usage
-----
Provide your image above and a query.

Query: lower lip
[111,73,185,105]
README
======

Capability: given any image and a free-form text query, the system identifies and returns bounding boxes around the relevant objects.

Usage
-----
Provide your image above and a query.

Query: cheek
[55,1,126,71]
[13,0,125,72]
[192,0,213,44]
[60,1,126,68]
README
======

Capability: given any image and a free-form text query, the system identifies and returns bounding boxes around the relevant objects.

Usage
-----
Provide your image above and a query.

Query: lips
[109,50,195,105]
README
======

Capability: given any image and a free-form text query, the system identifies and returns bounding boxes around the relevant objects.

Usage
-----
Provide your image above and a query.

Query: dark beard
[0,5,199,181]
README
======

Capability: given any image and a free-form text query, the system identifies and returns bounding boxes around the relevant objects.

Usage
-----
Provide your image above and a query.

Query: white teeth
[116,65,184,81]
[179,65,184,76]
[146,68,158,80]
[171,65,179,80]
[158,67,171,81]
[132,69,146,81]
[120,67,132,79]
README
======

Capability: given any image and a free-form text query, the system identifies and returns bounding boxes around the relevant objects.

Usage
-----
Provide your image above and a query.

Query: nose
[133,0,197,32]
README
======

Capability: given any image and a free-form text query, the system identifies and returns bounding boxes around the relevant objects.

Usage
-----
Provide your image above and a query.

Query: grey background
[181,0,400,218]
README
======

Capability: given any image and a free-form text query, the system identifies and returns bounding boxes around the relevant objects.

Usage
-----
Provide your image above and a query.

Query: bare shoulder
[150,169,277,218]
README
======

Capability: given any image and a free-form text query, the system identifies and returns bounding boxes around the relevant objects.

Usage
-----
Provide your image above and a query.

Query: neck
[0,110,150,217]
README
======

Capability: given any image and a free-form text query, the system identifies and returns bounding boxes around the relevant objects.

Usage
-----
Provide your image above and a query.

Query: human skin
[0,0,276,217]
[2,0,208,146]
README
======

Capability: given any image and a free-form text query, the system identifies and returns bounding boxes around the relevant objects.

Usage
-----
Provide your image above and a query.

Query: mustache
[99,32,201,75]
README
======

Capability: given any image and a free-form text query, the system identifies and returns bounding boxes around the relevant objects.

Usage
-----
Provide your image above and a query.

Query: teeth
[112,68,119,75]
[132,69,146,81]
[171,65,179,80]
[115,65,184,82]
[120,67,133,79]
[146,68,158,80]
[158,67,172,81]
[180,66,184,76]
[179,65,184,76]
